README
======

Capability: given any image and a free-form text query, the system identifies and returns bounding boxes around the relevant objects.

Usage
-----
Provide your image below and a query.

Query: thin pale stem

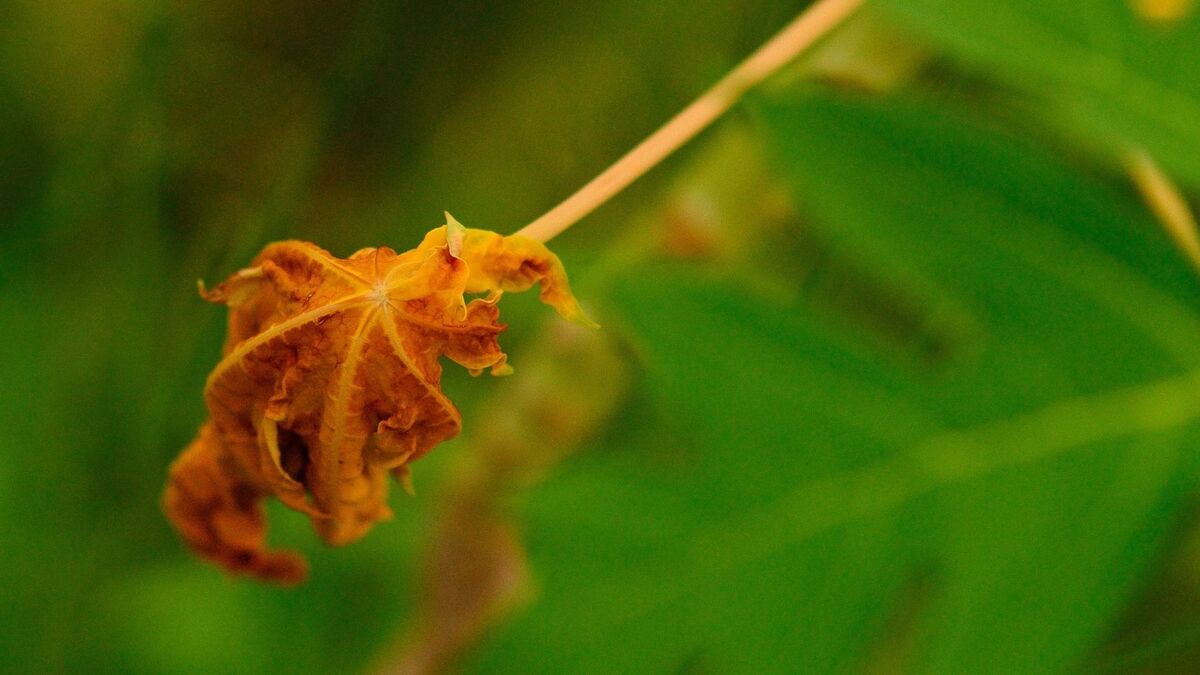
[1126,147,1200,275]
[514,0,866,243]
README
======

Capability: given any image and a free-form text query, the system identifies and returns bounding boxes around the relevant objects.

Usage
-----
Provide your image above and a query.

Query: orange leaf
[164,219,593,583]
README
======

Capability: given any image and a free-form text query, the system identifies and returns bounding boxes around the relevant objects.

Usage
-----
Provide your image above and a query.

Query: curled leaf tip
[396,466,416,497]
[491,357,515,377]
[560,301,601,330]
[164,222,591,583]
[444,212,466,259]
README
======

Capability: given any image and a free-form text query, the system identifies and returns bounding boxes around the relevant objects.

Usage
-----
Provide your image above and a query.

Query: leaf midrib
[520,367,1200,654]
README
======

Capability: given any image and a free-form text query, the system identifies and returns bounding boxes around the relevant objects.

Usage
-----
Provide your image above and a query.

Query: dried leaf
[163,219,593,583]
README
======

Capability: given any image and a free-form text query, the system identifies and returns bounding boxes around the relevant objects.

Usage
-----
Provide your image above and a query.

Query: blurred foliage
[3,0,1200,673]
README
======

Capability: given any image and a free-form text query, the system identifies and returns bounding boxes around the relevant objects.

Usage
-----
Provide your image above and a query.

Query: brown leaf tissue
[163,216,594,584]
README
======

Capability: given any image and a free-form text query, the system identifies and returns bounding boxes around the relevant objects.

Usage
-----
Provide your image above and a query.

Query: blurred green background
[4,0,1200,672]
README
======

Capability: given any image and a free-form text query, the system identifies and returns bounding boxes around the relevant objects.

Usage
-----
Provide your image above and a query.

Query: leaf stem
[1125,147,1200,275]
[513,0,865,242]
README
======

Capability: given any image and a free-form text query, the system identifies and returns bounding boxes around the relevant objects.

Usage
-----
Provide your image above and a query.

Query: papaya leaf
[468,92,1200,673]
[874,0,1200,184]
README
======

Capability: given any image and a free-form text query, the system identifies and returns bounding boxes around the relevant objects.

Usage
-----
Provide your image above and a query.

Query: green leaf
[759,92,1200,672]
[469,92,1200,673]
[873,0,1200,184]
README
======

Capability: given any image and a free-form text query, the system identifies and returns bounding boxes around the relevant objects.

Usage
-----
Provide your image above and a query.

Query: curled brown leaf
[164,220,592,583]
